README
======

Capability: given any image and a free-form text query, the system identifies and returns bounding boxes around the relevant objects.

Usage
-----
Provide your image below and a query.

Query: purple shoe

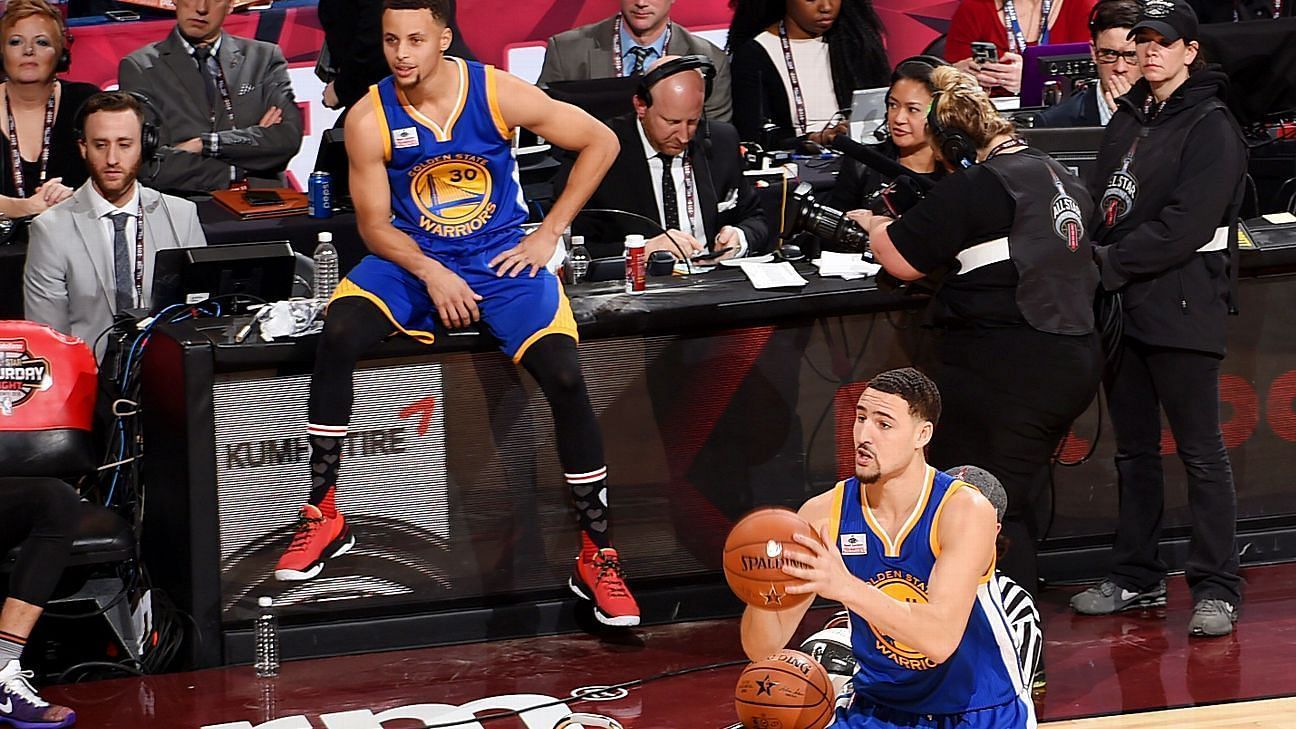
[0,660,76,729]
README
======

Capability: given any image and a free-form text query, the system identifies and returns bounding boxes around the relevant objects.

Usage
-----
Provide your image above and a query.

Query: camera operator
[846,66,1102,596]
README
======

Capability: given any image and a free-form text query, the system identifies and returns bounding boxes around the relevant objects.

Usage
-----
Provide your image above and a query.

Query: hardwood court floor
[1041,696,1296,727]
[40,562,1296,728]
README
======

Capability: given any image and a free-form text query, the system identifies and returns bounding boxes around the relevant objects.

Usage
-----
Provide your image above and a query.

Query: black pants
[1105,338,1241,604]
[0,477,78,608]
[928,326,1103,595]
[309,297,606,480]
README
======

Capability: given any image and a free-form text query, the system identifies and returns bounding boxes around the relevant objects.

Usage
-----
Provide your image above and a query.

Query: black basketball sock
[567,469,611,552]
[520,335,612,552]
[306,428,345,516]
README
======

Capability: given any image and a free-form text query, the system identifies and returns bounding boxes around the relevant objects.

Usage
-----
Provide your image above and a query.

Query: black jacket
[730,38,800,144]
[558,113,770,259]
[1033,85,1102,128]
[1090,68,1247,355]
[828,140,943,214]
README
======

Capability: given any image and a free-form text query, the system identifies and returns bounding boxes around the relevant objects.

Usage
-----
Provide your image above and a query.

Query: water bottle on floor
[254,596,280,678]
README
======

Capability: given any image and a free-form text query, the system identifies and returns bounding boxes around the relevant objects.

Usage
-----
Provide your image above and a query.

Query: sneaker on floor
[1070,579,1167,615]
[1189,599,1238,638]
[569,548,640,627]
[273,504,354,581]
[0,659,76,728]
[1031,665,1047,696]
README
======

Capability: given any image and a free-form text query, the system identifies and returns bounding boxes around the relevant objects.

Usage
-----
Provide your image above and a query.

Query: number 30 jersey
[368,58,528,253]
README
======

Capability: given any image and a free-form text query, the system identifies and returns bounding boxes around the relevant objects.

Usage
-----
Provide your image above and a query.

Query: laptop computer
[848,87,889,144]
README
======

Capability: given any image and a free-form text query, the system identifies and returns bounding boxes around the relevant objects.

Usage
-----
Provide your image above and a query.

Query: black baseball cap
[1128,0,1199,43]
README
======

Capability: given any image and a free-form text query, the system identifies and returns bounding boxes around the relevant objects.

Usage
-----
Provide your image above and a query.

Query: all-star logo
[0,338,51,415]
[761,585,784,606]
[755,674,777,696]
[1048,169,1085,252]
[1144,0,1175,17]
[1101,139,1140,228]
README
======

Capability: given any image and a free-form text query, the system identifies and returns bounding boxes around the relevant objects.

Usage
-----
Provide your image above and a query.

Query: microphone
[830,135,935,194]
[576,207,696,275]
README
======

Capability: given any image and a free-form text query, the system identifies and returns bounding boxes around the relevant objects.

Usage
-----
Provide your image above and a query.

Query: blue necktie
[109,212,134,311]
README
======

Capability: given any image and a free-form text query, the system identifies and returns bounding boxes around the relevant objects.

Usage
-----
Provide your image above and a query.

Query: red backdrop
[65,0,958,88]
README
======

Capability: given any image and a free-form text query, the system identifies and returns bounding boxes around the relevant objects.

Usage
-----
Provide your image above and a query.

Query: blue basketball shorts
[330,229,577,362]
[829,696,1035,729]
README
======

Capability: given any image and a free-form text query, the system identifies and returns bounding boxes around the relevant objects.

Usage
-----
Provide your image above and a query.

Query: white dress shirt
[635,119,748,257]
[1096,84,1114,126]
[87,181,143,307]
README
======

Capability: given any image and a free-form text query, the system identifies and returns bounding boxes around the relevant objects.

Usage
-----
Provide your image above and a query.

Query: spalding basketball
[724,507,819,611]
[734,649,834,729]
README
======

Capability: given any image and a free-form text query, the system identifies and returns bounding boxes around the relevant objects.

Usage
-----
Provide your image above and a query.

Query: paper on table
[720,253,775,267]
[813,250,880,279]
[742,262,809,289]
[1262,212,1296,225]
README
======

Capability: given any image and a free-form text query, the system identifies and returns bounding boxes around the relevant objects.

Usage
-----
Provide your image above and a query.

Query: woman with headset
[0,0,98,218]
[846,66,1103,598]
[829,56,945,216]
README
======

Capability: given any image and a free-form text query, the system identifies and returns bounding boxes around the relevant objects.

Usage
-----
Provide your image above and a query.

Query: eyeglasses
[1095,48,1138,64]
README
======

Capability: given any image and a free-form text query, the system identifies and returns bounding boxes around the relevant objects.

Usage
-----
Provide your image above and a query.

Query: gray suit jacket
[538,17,733,123]
[118,29,304,195]
[23,183,206,357]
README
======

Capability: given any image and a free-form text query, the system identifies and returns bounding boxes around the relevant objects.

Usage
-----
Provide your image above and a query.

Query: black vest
[980,151,1098,336]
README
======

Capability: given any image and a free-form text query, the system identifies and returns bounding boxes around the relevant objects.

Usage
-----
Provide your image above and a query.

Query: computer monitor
[542,76,640,124]
[152,241,296,313]
[1019,126,1106,180]
[848,87,889,144]
[1021,43,1095,107]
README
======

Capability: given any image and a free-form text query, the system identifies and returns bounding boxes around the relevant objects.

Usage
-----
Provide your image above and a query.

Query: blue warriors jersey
[369,58,527,251]
[829,469,1033,720]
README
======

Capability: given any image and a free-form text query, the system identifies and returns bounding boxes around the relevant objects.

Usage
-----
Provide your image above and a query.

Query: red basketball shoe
[569,547,640,627]
[273,504,354,581]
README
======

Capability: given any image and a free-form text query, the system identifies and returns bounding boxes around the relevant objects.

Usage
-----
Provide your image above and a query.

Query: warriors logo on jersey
[410,153,498,237]
[867,571,938,671]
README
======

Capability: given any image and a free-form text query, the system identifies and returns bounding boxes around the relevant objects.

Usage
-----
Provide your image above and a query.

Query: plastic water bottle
[568,235,591,284]
[254,596,280,677]
[313,232,339,305]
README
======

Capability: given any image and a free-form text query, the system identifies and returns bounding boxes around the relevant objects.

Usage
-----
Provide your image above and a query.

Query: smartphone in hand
[971,41,1000,65]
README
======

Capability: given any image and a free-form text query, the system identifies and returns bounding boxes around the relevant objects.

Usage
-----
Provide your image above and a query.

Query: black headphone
[634,54,716,107]
[74,91,161,161]
[926,91,978,169]
[874,54,950,141]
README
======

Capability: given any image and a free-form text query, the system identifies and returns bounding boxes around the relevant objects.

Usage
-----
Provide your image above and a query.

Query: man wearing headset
[23,91,206,360]
[846,66,1103,601]
[558,55,768,261]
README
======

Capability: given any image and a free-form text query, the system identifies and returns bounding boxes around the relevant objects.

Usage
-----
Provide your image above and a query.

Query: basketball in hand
[723,507,821,611]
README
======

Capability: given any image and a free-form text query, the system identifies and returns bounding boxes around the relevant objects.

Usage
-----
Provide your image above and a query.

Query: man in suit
[117,0,303,194]
[24,92,206,358]
[538,0,733,122]
[560,56,767,261]
[1035,0,1143,128]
